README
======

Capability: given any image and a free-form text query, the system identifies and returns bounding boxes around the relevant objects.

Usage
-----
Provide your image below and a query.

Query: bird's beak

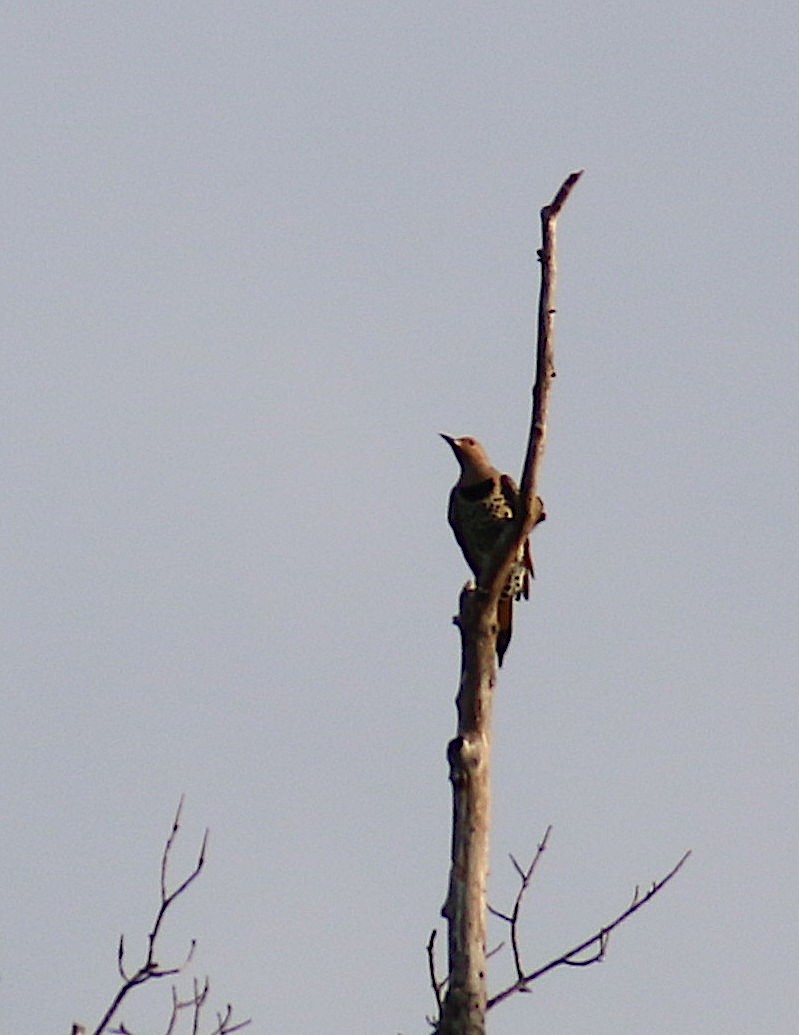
[439,433,456,448]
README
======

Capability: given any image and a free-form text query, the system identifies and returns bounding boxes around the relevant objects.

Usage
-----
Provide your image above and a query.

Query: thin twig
[426,930,445,1022]
[488,825,553,982]
[150,800,208,958]
[488,850,691,1010]
[208,1004,251,1035]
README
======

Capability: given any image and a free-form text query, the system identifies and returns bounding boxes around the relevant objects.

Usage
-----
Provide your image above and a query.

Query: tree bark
[438,590,497,1035]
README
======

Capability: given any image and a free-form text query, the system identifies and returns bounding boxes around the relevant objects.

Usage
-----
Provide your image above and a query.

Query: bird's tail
[497,597,513,666]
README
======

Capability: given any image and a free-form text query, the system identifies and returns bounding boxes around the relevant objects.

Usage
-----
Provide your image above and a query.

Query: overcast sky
[2,3,797,1033]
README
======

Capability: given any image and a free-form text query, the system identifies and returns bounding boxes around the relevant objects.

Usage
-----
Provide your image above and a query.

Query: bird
[441,434,534,666]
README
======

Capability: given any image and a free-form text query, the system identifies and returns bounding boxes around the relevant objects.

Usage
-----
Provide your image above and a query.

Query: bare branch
[208,1003,252,1035]
[521,169,582,504]
[149,805,208,961]
[488,850,691,1011]
[117,935,127,981]
[113,976,251,1035]
[489,826,553,982]
[79,800,240,1035]
[426,929,445,1023]
[479,170,583,614]
[161,795,185,901]
[163,987,181,1035]
[542,169,584,221]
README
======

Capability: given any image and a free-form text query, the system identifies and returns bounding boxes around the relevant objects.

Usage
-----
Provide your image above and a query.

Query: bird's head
[440,434,495,485]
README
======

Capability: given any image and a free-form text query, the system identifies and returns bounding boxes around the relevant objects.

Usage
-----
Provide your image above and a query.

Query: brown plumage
[441,434,533,665]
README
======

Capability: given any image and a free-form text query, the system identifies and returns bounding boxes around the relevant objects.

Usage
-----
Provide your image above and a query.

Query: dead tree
[431,172,689,1035]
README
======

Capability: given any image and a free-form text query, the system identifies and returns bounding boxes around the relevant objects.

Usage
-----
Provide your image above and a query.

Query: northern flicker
[441,434,534,666]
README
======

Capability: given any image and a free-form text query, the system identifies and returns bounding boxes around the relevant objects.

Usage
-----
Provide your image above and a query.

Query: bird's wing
[499,473,521,513]
[500,473,534,592]
[448,488,482,580]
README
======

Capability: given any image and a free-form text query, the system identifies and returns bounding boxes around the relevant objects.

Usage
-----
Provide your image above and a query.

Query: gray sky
[2,3,797,1033]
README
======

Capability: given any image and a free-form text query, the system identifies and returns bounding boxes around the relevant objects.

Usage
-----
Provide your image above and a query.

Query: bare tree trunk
[438,172,582,1035]
[438,590,498,1035]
